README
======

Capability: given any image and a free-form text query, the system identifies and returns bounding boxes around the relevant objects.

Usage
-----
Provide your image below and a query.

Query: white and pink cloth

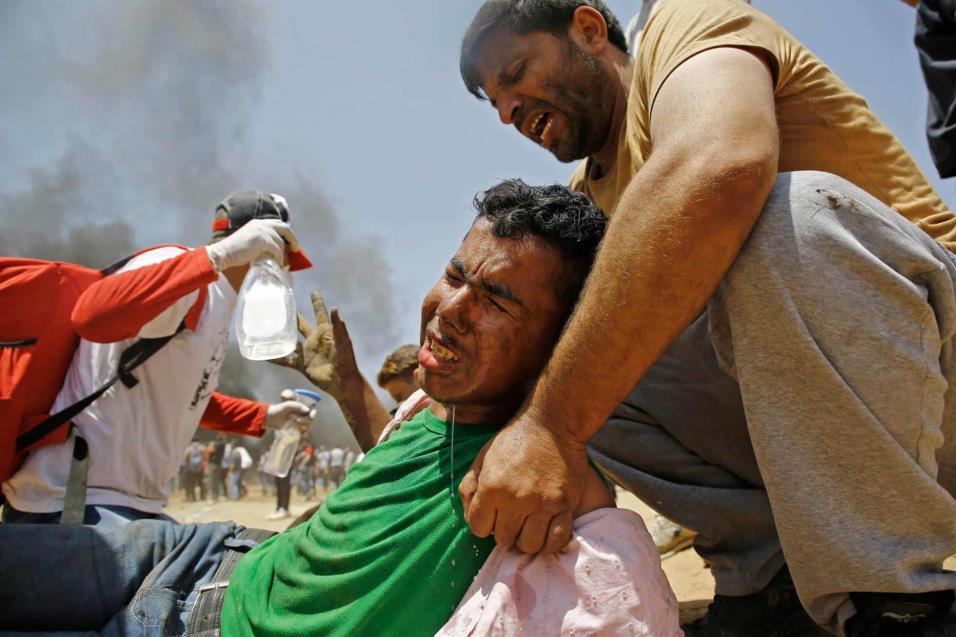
[382,391,683,636]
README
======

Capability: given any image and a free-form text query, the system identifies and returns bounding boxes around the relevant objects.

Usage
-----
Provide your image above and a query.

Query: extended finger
[330,309,360,372]
[541,509,574,555]
[311,291,331,324]
[280,389,295,401]
[515,510,552,554]
[296,312,314,339]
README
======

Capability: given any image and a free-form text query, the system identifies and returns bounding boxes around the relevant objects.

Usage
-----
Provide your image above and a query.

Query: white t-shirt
[329,447,345,467]
[2,247,237,514]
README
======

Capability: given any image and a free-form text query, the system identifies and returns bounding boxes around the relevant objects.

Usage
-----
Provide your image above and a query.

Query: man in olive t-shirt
[460,1,956,635]
[0,180,616,637]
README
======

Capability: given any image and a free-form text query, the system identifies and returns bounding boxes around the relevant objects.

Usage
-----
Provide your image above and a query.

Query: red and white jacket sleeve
[71,247,218,342]
[70,245,268,437]
[200,392,268,437]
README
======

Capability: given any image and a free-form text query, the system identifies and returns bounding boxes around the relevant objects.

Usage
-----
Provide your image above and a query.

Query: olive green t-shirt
[570,0,956,249]
[220,407,498,637]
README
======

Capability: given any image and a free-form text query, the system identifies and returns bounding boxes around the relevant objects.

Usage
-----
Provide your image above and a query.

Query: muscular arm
[534,47,778,442]
[335,371,393,452]
[463,47,778,553]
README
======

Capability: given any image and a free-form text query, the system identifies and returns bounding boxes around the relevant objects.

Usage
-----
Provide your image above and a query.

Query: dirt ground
[163,485,955,632]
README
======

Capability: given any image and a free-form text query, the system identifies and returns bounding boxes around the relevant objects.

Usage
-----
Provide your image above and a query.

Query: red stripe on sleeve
[200,392,268,437]
[71,248,218,343]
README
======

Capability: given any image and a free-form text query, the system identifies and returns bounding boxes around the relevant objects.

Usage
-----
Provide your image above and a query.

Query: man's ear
[568,5,609,54]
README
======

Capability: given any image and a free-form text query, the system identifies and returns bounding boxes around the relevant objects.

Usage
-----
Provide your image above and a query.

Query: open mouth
[419,329,460,372]
[430,338,458,362]
[528,111,554,144]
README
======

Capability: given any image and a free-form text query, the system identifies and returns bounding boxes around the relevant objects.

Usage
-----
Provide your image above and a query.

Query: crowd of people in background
[178,434,361,506]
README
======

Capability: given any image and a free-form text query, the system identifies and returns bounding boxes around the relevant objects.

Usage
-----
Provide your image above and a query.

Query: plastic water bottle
[262,389,321,478]
[236,256,297,361]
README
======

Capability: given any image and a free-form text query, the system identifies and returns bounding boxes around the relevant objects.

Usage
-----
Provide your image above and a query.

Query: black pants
[276,473,291,510]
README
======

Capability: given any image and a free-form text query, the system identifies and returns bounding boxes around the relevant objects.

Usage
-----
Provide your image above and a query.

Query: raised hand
[271,291,361,402]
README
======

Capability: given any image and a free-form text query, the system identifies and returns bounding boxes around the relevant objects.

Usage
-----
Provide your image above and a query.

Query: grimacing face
[417,218,574,416]
[475,28,616,163]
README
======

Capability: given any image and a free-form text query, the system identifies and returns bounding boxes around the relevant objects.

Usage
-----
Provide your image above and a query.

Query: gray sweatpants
[589,171,956,633]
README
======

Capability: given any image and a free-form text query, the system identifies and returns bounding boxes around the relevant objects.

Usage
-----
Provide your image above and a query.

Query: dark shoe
[847,590,956,637]
[682,566,819,637]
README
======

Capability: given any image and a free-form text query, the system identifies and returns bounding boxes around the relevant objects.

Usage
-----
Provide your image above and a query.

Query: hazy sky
[1,0,951,416]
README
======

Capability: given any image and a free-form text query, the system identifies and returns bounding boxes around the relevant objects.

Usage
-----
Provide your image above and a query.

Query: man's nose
[438,286,474,334]
[496,94,521,126]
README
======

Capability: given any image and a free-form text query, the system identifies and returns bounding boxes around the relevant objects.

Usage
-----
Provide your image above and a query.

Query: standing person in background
[1,191,313,526]
[328,446,345,491]
[266,470,293,521]
[182,439,207,503]
[344,447,357,473]
[226,441,252,501]
[257,449,274,497]
[314,444,330,494]
[206,434,227,503]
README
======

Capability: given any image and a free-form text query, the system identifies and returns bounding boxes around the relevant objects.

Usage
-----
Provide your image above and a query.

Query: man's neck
[429,400,515,427]
[590,51,635,176]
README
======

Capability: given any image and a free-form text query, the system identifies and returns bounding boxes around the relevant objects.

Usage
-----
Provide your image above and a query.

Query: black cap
[211,191,290,239]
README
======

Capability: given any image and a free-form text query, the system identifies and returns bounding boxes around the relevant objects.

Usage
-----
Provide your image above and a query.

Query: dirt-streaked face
[474,29,615,163]
[417,219,573,420]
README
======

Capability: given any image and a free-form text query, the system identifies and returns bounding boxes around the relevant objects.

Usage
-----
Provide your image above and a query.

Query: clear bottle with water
[262,389,320,478]
[235,256,297,361]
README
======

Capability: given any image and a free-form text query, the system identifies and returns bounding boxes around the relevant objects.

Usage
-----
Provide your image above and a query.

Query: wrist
[518,400,590,450]
[205,245,225,275]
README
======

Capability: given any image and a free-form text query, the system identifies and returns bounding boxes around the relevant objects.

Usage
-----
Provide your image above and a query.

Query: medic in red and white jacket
[2,211,313,519]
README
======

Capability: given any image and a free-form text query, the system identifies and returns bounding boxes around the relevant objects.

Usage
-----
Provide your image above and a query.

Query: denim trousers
[0,519,237,636]
[1,503,175,527]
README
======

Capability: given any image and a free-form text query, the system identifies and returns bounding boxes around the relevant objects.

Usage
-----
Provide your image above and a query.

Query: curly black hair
[473,178,607,305]
[461,0,628,101]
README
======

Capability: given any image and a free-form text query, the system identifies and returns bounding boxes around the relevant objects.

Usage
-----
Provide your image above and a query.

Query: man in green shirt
[0,179,614,636]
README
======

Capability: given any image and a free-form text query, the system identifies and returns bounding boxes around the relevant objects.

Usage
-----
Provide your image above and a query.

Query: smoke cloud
[1,0,398,447]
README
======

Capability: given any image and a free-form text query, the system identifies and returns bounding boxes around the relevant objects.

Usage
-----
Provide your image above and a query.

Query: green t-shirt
[220,407,499,637]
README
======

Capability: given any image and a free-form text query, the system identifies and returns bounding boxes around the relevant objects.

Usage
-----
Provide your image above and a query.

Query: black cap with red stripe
[212,191,312,271]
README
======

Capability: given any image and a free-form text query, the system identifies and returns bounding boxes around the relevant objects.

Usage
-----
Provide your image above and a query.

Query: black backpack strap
[15,321,188,453]
[60,433,90,525]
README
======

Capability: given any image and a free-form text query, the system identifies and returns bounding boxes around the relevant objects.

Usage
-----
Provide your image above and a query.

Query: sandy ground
[163,485,954,632]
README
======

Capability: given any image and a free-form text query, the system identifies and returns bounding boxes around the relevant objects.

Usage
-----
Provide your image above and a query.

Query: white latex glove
[206,219,300,272]
[264,400,312,430]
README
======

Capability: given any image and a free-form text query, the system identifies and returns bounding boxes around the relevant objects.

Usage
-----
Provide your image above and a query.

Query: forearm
[72,249,217,342]
[334,375,392,452]
[531,147,775,442]
[200,392,268,437]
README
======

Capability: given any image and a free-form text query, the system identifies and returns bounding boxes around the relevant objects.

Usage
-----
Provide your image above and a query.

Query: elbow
[705,142,778,215]
[696,143,778,216]
[71,296,128,343]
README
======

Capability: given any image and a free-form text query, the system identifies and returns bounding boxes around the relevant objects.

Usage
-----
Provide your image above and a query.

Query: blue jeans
[1,504,175,527]
[0,519,237,636]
